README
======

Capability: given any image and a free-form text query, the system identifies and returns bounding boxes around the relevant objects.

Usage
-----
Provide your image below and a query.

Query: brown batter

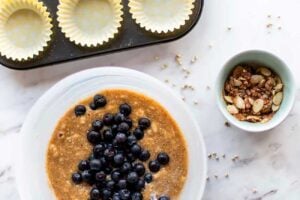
[46,89,188,200]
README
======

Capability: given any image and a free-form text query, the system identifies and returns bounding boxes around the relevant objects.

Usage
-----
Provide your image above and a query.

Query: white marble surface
[1,0,300,199]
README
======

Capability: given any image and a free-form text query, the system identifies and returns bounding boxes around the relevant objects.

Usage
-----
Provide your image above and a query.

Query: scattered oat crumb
[154,56,160,60]
[278,26,282,30]
[164,79,169,83]
[216,157,220,161]
[208,154,212,159]
[225,174,229,178]
[175,54,182,65]
[252,189,257,194]
[214,175,218,179]
[277,16,281,19]
[268,14,271,18]
[222,154,226,158]
[227,27,232,31]
[191,56,198,63]
[161,64,168,70]
[225,121,231,127]
[266,23,273,28]
[212,152,217,157]
[206,177,210,181]
[182,97,186,101]
[193,101,199,105]
[206,86,211,90]
[208,44,213,48]
[232,155,239,161]
[172,83,176,87]
[181,84,195,91]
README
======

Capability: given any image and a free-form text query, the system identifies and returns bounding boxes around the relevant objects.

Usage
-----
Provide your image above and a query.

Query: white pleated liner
[0,0,53,61]
[57,0,123,47]
[129,0,195,34]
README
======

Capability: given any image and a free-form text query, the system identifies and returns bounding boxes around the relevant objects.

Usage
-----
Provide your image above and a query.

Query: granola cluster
[223,64,284,123]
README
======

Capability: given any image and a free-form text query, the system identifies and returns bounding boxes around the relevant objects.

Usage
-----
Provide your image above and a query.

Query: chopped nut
[258,67,272,76]
[224,96,233,103]
[273,92,283,105]
[227,105,239,114]
[233,96,245,109]
[252,99,264,113]
[250,75,264,85]
[274,83,283,92]
[272,104,280,112]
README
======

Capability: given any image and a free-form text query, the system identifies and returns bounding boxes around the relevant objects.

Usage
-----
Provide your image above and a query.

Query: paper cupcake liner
[57,0,123,47]
[0,0,53,61]
[129,0,195,34]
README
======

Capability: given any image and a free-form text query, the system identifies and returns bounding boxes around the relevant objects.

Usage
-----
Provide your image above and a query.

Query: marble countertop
[1,0,300,199]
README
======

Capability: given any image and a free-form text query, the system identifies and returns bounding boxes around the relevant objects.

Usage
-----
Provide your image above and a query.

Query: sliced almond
[246,115,261,122]
[261,116,272,123]
[273,92,283,105]
[227,105,239,114]
[233,79,242,87]
[252,99,264,113]
[274,83,283,92]
[274,76,282,84]
[272,104,280,112]
[258,67,272,76]
[233,96,245,109]
[235,113,246,121]
[258,79,266,87]
[224,96,233,103]
[250,75,264,85]
[248,98,254,105]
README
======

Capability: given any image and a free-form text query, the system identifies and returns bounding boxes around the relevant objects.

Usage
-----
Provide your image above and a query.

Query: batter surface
[47,89,188,200]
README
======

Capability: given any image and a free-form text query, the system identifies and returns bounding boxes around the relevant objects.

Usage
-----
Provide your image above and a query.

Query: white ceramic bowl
[216,50,297,132]
[17,67,207,200]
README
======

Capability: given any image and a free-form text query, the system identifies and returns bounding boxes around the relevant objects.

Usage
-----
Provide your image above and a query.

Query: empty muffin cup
[57,0,123,47]
[0,0,53,61]
[129,0,195,34]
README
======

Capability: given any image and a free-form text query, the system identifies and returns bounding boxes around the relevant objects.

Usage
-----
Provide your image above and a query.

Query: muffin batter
[47,89,188,200]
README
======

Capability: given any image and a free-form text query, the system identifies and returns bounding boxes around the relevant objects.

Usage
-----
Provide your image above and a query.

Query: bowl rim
[215,50,297,132]
[16,66,207,200]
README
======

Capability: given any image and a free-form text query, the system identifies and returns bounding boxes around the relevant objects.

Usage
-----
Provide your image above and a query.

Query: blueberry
[144,172,153,183]
[126,153,136,163]
[95,171,106,182]
[71,172,82,184]
[89,102,97,110]
[119,103,132,116]
[157,152,170,165]
[113,193,121,200]
[135,179,145,191]
[134,163,145,176]
[111,124,118,134]
[114,153,125,166]
[138,117,151,130]
[103,129,114,142]
[78,160,90,171]
[87,130,101,144]
[93,143,106,157]
[74,105,86,116]
[120,162,132,174]
[124,118,133,129]
[133,128,144,140]
[127,135,137,146]
[103,113,114,126]
[117,122,130,132]
[131,192,143,200]
[104,148,115,161]
[114,113,125,124]
[131,144,142,156]
[90,187,101,199]
[104,167,113,175]
[115,133,127,144]
[81,170,93,183]
[102,189,112,200]
[127,172,139,184]
[119,189,131,200]
[111,170,122,182]
[148,160,160,173]
[139,150,150,161]
[90,159,102,171]
[92,120,103,131]
[106,180,115,190]
[158,196,170,200]
[94,94,107,108]
[117,179,127,189]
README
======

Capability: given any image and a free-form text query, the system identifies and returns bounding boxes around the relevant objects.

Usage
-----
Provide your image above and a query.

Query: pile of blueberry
[73,94,170,200]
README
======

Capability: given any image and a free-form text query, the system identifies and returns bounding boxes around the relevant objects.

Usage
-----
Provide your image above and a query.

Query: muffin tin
[0,0,204,70]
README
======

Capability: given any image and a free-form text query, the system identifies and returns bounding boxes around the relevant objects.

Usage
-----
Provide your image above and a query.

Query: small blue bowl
[216,50,296,132]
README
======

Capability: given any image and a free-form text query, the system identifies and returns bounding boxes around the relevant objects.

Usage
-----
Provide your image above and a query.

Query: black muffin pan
[0,0,204,70]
